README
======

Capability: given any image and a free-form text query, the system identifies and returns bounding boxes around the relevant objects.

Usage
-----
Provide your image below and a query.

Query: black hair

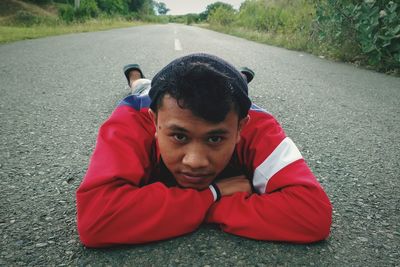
[150,62,247,123]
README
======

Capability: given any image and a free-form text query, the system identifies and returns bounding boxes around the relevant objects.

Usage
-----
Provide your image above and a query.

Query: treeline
[198,0,399,73]
[22,0,168,23]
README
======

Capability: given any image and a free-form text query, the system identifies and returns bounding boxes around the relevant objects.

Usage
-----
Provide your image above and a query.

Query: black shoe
[239,67,255,84]
[123,64,145,86]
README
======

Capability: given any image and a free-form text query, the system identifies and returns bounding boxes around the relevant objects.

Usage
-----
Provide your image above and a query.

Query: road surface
[1,24,399,266]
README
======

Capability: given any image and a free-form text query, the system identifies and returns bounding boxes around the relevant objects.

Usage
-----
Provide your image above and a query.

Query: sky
[160,0,246,15]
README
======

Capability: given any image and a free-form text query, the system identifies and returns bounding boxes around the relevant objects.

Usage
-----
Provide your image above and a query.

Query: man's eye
[208,136,222,144]
[173,134,187,142]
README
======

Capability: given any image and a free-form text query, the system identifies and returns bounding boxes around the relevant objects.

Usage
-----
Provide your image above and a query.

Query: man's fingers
[216,176,252,197]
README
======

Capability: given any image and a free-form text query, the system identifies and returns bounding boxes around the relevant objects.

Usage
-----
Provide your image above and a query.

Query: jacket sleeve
[205,111,332,243]
[76,106,214,247]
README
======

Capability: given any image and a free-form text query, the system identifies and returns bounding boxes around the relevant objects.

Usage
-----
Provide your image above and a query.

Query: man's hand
[215,175,252,197]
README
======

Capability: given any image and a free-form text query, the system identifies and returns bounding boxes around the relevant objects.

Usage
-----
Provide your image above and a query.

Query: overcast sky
[160,0,246,15]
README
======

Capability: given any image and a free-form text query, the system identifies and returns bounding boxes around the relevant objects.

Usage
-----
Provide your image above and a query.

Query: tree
[127,0,155,14]
[200,2,234,21]
[209,5,236,26]
[96,0,128,14]
[155,2,169,15]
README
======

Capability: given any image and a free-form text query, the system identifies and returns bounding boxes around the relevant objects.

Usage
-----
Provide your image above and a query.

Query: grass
[200,1,326,59]
[203,23,400,75]
[203,24,318,55]
[0,0,55,17]
[0,0,148,44]
[201,0,399,75]
[0,18,144,44]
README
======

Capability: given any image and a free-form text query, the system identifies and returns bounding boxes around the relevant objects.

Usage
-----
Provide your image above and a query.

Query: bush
[315,0,400,71]
[208,6,236,26]
[201,2,235,21]
[13,10,41,26]
[96,0,128,15]
[185,14,199,25]
[26,0,53,4]
[128,0,155,15]
[237,0,314,33]
[59,4,75,22]
[5,10,59,26]
[168,15,186,24]
[59,0,100,22]
[133,13,168,23]
[8,10,57,26]
[77,0,100,19]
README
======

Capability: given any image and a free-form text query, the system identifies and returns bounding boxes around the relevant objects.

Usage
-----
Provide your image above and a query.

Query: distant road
[1,24,399,266]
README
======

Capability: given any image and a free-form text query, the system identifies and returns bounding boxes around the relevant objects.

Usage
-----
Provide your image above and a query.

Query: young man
[76,53,332,247]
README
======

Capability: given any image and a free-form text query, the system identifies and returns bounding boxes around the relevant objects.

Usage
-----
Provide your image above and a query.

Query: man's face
[150,95,248,190]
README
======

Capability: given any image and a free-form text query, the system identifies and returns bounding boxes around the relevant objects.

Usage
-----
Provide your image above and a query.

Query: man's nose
[182,144,209,169]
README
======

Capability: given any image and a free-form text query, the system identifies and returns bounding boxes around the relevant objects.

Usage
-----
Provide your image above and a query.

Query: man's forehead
[156,96,238,133]
[158,94,238,118]
[161,113,233,131]
[165,122,230,135]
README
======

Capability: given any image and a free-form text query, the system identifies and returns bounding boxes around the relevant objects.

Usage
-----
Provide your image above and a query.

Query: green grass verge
[0,19,144,44]
[202,24,319,56]
[201,24,399,76]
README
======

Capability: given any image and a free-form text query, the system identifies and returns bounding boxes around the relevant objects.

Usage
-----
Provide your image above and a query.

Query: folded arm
[206,110,332,243]
[206,160,332,243]
[76,106,214,247]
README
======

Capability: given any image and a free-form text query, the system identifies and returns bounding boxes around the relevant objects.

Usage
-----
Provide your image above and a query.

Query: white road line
[174,38,182,51]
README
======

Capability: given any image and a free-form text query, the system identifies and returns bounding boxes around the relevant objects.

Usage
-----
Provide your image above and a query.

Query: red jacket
[76,94,332,247]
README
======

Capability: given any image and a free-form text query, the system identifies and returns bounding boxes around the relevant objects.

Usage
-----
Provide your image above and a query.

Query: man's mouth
[180,172,213,181]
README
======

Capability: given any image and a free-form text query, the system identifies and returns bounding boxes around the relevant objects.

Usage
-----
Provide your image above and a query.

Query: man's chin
[177,181,211,191]
[174,173,215,190]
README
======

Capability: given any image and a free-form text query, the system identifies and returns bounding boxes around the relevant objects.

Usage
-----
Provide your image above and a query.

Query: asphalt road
[1,24,399,266]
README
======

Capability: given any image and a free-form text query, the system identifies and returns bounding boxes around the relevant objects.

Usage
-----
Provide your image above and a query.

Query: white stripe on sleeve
[253,137,303,194]
[208,184,217,202]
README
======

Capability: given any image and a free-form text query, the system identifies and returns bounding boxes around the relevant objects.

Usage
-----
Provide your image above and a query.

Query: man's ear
[148,109,158,137]
[236,115,250,143]
[148,109,157,124]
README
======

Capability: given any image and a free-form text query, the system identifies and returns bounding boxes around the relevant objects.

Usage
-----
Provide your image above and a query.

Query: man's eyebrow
[166,125,229,135]
[206,129,229,135]
[167,124,189,133]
